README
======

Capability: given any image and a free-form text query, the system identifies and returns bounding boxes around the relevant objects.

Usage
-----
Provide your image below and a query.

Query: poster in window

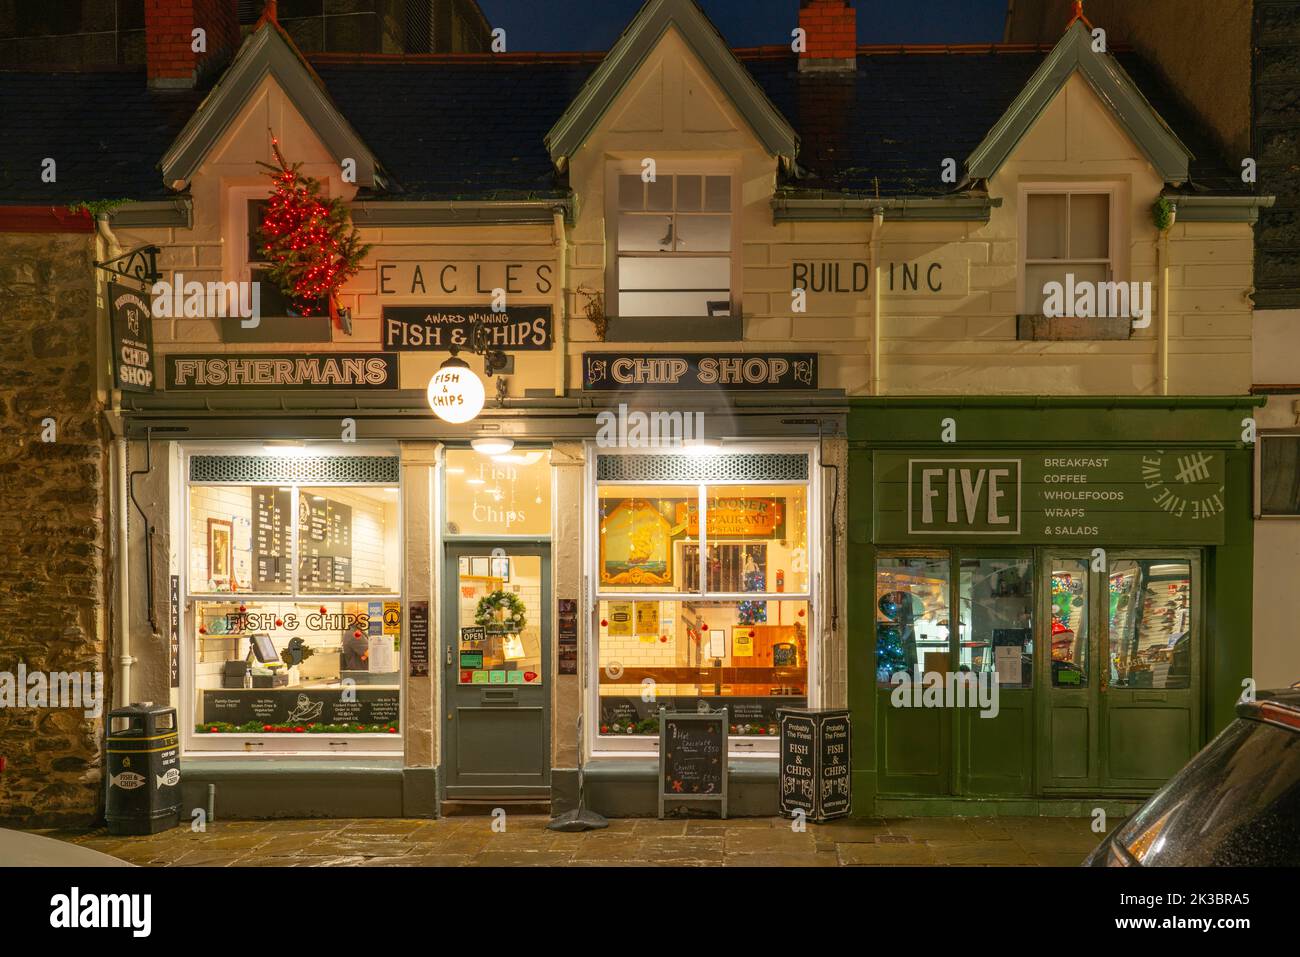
[634,601,659,641]
[600,498,674,586]
[732,627,754,657]
[607,601,634,638]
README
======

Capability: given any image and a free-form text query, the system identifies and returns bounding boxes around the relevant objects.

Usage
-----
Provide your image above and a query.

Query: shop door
[442,544,551,800]
[1038,551,1201,793]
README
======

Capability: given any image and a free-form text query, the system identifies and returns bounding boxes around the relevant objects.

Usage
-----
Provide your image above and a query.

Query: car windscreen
[1113,716,1300,866]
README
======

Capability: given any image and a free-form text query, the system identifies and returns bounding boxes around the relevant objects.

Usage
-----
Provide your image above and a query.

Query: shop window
[614,172,733,319]
[959,556,1033,688]
[1258,434,1300,516]
[592,451,814,747]
[1021,188,1113,314]
[876,555,951,686]
[1107,559,1192,690]
[444,447,551,536]
[187,467,401,742]
[1049,559,1090,688]
[596,598,809,738]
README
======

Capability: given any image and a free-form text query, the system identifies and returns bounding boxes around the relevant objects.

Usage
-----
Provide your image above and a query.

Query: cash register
[221,633,289,689]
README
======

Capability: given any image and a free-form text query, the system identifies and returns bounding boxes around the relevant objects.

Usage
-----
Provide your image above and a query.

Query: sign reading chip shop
[583,352,817,391]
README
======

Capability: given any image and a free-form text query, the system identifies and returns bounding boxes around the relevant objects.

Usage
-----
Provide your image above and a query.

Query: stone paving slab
[43,814,1103,867]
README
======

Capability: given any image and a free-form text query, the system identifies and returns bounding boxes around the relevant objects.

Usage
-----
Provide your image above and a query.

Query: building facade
[0,0,1271,824]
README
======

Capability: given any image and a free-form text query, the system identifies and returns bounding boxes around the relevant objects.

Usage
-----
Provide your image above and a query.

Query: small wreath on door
[475,589,527,634]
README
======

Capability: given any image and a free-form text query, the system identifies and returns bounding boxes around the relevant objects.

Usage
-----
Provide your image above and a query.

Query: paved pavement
[40,814,1105,866]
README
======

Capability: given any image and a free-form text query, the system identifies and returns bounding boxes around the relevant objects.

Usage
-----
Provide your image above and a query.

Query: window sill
[1016,314,1133,341]
[219,314,334,343]
[603,315,742,342]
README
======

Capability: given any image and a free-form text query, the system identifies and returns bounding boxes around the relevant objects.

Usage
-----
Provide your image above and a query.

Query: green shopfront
[847,397,1259,816]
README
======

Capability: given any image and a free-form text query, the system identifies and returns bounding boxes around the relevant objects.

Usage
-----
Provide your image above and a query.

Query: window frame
[1017,181,1125,317]
[1255,431,1300,518]
[180,442,404,756]
[602,159,743,341]
[585,441,821,758]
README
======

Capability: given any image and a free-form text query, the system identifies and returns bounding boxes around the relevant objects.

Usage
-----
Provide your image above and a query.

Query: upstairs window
[1022,188,1114,314]
[614,172,733,319]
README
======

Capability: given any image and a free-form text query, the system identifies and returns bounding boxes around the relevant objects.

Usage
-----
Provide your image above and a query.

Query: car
[1084,687,1300,866]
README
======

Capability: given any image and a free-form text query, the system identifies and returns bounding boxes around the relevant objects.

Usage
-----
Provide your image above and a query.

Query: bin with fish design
[105,703,181,835]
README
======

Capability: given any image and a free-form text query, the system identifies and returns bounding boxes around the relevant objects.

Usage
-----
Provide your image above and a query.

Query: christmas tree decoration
[256,136,370,322]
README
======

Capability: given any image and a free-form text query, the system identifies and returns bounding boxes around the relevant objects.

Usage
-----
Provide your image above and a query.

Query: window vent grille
[595,452,808,483]
[189,455,400,484]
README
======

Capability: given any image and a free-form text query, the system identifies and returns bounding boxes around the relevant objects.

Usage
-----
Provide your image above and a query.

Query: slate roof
[0,46,1242,205]
[0,70,204,205]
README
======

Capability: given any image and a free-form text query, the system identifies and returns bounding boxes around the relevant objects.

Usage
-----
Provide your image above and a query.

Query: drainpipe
[1157,203,1176,396]
[869,207,885,395]
[96,213,135,706]
[553,209,568,397]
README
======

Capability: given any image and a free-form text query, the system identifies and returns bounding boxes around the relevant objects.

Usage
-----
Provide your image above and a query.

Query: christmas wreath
[475,590,527,633]
[256,136,370,322]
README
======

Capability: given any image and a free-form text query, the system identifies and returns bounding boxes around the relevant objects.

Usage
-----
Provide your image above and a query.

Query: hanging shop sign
[382,305,552,351]
[583,352,817,390]
[378,261,554,297]
[874,450,1227,544]
[107,282,156,393]
[164,353,399,390]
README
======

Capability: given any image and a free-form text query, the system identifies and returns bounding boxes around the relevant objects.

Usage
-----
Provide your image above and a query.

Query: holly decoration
[198,721,399,734]
[257,136,370,320]
[475,589,527,633]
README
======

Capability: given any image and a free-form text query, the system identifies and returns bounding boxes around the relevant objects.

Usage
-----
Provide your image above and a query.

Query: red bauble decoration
[238,603,246,613]
[354,630,363,638]
[600,619,608,627]
[198,625,207,635]
[388,727,397,734]
[274,618,283,627]
[319,606,328,615]
[294,726,304,733]
[659,635,667,643]
[797,609,805,617]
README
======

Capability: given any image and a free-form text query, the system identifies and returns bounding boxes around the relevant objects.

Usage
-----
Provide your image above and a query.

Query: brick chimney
[145,0,241,89]
[798,0,857,72]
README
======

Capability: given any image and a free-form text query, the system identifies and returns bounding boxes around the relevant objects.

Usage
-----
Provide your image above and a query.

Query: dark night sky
[475,0,1009,51]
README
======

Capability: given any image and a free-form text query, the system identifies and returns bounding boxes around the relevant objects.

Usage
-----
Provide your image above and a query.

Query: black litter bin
[105,703,181,835]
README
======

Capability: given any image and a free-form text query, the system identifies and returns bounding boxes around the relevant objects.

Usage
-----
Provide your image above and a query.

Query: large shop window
[187,454,401,744]
[593,451,813,750]
[1107,559,1192,690]
[876,553,1033,689]
[1022,187,1113,314]
[614,172,733,319]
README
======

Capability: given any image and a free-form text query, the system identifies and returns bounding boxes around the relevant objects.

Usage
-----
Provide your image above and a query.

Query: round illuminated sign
[427,363,485,424]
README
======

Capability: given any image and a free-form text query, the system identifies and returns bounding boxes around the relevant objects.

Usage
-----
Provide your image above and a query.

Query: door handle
[446,645,452,666]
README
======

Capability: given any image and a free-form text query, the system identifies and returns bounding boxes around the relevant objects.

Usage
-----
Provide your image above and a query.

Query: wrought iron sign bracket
[94,244,162,290]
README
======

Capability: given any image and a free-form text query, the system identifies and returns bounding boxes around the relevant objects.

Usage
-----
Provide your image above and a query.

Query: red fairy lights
[256,136,370,320]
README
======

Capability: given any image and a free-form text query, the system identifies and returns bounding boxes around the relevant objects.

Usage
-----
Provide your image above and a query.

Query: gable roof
[965,20,1193,185]
[158,20,383,191]
[544,0,798,170]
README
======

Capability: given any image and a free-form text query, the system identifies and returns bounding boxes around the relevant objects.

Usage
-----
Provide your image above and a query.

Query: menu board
[252,487,292,589]
[298,495,352,589]
[658,710,727,818]
[202,688,399,726]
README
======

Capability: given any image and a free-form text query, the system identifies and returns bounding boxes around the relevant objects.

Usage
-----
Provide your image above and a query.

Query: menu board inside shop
[252,487,292,589]
[298,495,353,589]
[874,450,1227,545]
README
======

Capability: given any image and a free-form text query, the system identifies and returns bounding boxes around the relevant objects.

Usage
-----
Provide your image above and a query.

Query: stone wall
[0,232,108,827]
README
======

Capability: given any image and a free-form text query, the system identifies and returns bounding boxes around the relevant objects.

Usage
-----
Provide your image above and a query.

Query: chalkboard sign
[251,487,292,590]
[658,708,727,819]
[779,708,851,822]
[297,495,353,589]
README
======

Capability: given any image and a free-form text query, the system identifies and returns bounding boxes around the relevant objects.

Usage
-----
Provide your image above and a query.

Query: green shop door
[442,544,551,801]
[1038,551,1201,794]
